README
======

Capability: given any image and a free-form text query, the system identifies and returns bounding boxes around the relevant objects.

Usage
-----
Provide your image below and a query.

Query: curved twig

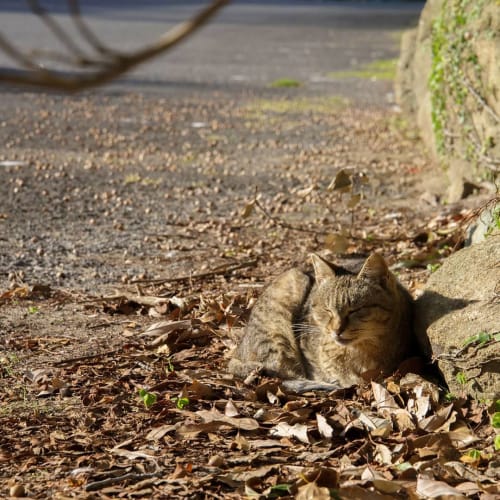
[0,0,230,92]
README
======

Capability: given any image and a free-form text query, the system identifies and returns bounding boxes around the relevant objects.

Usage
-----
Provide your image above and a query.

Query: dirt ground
[0,86,498,498]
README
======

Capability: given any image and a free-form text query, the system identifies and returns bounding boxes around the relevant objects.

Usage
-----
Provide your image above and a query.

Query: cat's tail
[281,379,343,393]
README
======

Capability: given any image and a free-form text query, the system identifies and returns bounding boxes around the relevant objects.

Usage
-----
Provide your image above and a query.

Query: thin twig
[0,33,43,70]
[52,347,128,366]
[131,259,258,285]
[463,77,500,123]
[67,0,117,57]
[254,198,323,235]
[86,472,162,492]
[253,198,404,243]
[84,293,171,307]
[0,0,230,91]
[27,0,89,63]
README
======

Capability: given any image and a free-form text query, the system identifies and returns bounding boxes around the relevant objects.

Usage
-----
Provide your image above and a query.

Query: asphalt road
[0,1,424,98]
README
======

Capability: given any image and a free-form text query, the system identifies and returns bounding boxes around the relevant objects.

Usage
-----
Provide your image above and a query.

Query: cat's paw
[243,366,264,385]
[281,379,342,393]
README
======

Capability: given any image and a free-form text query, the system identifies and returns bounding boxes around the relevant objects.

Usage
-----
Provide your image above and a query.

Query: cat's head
[309,253,400,346]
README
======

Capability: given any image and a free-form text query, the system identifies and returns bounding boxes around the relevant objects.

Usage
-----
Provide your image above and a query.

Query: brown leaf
[393,409,416,432]
[218,465,278,486]
[142,319,191,338]
[372,479,403,494]
[300,467,339,489]
[296,482,330,500]
[338,485,394,499]
[270,422,310,444]
[447,423,479,448]
[241,200,255,218]
[169,462,192,480]
[418,404,456,432]
[187,380,214,399]
[328,169,352,192]
[224,399,240,417]
[316,413,333,439]
[373,443,393,465]
[347,193,362,208]
[231,432,250,451]
[145,425,177,441]
[354,411,392,437]
[324,233,349,253]
[371,381,400,417]
[196,408,259,431]
[296,184,316,198]
[416,476,466,498]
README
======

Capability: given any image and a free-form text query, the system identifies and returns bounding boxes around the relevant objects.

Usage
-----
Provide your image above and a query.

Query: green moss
[328,59,397,81]
[244,96,347,117]
[269,78,302,88]
[429,0,495,178]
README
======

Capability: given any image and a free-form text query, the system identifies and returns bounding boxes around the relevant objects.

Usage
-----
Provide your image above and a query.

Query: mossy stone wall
[396,0,499,197]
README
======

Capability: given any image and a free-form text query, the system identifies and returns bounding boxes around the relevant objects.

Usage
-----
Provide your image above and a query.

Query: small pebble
[10,483,25,497]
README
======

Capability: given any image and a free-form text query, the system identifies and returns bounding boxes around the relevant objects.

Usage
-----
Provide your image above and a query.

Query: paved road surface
[0,1,424,99]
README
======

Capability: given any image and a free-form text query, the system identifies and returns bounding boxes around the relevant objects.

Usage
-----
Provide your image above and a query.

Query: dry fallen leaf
[324,233,349,253]
[270,422,310,444]
[316,413,334,439]
[296,482,330,500]
[328,169,352,192]
[416,475,466,499]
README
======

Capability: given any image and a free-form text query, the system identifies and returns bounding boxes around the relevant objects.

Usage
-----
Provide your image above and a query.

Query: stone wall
[396,0,499,199]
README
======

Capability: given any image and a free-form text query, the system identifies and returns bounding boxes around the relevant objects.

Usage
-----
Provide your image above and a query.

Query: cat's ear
[310,253,336,283]
[358,253,389,282]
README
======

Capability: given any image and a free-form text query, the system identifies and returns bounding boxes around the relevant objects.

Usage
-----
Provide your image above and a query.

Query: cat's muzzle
[331,330,352,345]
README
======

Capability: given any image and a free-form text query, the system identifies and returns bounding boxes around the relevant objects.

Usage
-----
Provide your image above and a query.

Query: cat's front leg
[227,358,264,381]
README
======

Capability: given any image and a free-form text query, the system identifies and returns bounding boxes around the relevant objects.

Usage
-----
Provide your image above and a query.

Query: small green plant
[465,449,481,460]
[0,353,20,378]
[444,393,457,402]
[491,412,500,428]
[268,484,292,497]
[494,434,500,451]
[270,78,301,88]
[463,331,494,347]
[172,395,190,410]
[167,358,175,373]
[27,306,39,314]
[138,389,157,409]
[456,371,467,385]
[429,0,494,178]
[485,206,500,237]
[426,263,441,273]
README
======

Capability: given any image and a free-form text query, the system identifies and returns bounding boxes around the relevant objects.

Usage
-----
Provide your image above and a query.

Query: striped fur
[228,254,414,391]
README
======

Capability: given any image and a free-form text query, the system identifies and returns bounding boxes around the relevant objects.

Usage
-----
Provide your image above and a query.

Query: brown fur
[228,253,415,392]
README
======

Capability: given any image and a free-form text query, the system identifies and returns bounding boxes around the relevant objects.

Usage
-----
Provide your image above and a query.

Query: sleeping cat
[228,253,415,392]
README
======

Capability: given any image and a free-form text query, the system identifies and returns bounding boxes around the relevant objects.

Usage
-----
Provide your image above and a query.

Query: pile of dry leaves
[1,92,498,498]
[1,275,498,499]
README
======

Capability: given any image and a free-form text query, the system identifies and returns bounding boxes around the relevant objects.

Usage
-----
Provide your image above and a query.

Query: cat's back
[253,267,312,317]
[228,267,313,379]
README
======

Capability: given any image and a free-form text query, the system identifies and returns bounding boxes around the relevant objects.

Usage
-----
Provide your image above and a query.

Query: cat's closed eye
[349,306,391,323]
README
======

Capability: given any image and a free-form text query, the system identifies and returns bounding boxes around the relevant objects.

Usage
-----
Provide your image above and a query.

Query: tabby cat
[228,253,415,392]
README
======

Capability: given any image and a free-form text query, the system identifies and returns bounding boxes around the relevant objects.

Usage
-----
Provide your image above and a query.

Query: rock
[395,0,500,187]
[465,202,500,246]
[9,483,25,497]
[414,236,500,400]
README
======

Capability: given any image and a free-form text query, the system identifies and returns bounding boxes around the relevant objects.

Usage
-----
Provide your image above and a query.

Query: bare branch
[27,0,89,63]
[0,33,43,70]
[67,0,118,57]
[0,0,230,92]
